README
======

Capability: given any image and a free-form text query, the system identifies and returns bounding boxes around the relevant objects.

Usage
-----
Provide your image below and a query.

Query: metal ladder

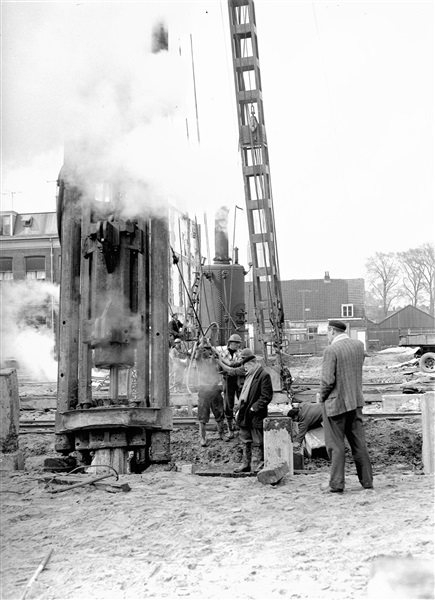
[227,0,285,361]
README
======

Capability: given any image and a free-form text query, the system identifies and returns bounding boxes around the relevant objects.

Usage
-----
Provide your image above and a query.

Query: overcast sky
[1,0,433,280]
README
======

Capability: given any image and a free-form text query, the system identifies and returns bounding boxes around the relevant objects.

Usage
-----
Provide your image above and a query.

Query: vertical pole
[56,178,82,415]
[150,215,169,408]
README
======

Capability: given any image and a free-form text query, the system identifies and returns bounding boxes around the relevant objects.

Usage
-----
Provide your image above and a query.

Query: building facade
[246,272,367,353]
[0,211,61,284]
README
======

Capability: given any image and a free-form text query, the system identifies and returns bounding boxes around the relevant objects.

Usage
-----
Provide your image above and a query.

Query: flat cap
[328,320,347,332]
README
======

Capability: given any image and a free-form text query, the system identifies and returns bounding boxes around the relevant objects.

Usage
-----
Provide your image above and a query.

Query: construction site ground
[1,348,434,599]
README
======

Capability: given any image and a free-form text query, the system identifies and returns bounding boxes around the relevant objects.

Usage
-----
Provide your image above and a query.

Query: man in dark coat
[319,320,373,493]
[232,349,273,473]
[287,402,323,447]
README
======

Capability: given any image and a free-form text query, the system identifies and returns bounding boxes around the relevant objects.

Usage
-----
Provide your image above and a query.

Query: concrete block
[263,417,293,476]
[382,394,422,412]
[421,391,435,474]
[0,450,24,471]
[0,369,20,453]
[257,461,289,485]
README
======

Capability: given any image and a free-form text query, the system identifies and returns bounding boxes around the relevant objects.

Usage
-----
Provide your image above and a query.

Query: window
[0,257,13,280]
[0,215,11,236]
[26,256,46,281]
[341,304,354,318]
[307,326,318,339]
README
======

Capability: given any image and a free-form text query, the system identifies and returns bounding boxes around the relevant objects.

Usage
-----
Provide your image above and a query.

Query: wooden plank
[304,427,325,458]
[421,391,435,474]
[20,397,57,410]
[56,176,82,413]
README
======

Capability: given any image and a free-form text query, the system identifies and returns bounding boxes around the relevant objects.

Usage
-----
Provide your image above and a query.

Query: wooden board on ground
[304,426,326,457]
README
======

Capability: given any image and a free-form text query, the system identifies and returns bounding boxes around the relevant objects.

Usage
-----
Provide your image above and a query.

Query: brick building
[0,211,61,284]
[246,272,367,353]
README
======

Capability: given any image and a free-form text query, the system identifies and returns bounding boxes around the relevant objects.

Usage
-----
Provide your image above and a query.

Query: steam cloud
[3,2,243,220]
[1,281,59,381]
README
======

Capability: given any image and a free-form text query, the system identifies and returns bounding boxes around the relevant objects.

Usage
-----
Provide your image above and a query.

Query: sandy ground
[1,348,434,600]
[1,467,434,600]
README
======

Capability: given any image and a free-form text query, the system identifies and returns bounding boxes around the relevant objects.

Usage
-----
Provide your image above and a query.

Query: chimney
[213,206,230,265]
[151,22,168,53]
[324,271,331,283]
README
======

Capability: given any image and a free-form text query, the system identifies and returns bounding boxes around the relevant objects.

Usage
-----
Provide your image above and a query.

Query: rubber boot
[251,446,264,474]
[234,443,252,473]
[226,417,235,439]
[199,422,207,447]
[217,420,230,442]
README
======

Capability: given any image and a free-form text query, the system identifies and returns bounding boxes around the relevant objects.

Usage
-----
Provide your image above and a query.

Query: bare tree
[365,252,401,318]
[418,243,435,315]
[397,248,425,307]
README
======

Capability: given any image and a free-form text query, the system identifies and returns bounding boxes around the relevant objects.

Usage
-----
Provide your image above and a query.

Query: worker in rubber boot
[232,349,273,473]
[216,333,243,438]
[195,339,228,446]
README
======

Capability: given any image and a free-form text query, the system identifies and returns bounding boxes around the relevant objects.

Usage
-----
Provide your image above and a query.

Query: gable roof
[245,277,365,322]
[377,304,435,328]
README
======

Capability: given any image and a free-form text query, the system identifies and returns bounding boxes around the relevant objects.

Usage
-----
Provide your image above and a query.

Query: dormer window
[341,304,354,318]
[0,215,11,236]
[22,216,33,227]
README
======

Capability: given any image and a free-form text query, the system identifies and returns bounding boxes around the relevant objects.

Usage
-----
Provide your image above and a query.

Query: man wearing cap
[220,349,273,473]
[217,333,243,438]
[319,320,373,493]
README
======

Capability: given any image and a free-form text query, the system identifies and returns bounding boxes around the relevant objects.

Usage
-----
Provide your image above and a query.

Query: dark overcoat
[236,366,273,429]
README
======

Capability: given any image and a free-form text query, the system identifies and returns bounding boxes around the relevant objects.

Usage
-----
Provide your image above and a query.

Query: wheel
[419,352,435,373]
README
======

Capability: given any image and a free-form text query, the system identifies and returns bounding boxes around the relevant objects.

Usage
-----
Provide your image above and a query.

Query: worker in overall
[217,333,243,438]
[194,338,228,447]
[319,319,373,493]
[287,402,323,449]
[227,349,273,474]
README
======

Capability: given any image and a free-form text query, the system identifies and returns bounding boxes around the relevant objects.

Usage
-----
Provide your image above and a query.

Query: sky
[1,0,434,281]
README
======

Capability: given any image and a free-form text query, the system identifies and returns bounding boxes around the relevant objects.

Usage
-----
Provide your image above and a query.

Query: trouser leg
[234,427,252,472]
[216,419,230,441]
[199,422,207,446]
[251,427,264,473]
[234,443,252,473]
[224,377,238,436]
[345,408,373,488]
[322,404,346,491]
[197,387,212,447]
[210,387,229,441]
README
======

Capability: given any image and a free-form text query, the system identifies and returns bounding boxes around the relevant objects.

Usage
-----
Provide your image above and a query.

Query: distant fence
[285,337,328,356]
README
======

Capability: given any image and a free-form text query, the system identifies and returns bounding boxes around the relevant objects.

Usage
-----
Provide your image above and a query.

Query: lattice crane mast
[227,0,291,392]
